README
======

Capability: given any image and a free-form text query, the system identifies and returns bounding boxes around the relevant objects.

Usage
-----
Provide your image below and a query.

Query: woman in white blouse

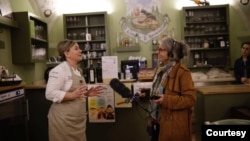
[46,39,103,141]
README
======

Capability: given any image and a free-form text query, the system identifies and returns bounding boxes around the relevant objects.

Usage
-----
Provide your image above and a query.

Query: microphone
[110,78,152,115]
[109,78,140,102]
[109,78,133,98]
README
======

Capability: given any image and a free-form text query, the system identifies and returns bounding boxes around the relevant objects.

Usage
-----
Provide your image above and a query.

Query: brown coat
[158,62,196,141]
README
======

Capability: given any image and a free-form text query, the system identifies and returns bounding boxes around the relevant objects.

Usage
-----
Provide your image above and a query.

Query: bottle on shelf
[217,37,225,47]
[96,61,103,83]
[86,33,91,41]
[135,33,139,45]
[116,32,121,47]
[95,30,99,40]
[200,52,206,65]
[125,65,131,80]
[209,38,215,48]
[82,67,89,84]
[226,40,229,48]
[88,60,96,84]
[193,51,201,66]
[203,39,209,48]
[98,30,102,40]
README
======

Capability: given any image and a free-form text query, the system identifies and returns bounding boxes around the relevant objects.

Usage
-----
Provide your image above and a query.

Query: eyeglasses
[242,47,250,50]
[157,48,166,52]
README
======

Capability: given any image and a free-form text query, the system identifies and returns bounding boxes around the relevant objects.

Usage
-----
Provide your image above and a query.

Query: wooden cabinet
[195,85,250,141]
[63,12,109,68]
[182,5,229,68]
[25,88,52,141]
[11,12,48,64]
[0,16,18,28]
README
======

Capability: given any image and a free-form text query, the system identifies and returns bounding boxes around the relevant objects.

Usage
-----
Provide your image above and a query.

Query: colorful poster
[87,84,115,123]
[121,0,170,43]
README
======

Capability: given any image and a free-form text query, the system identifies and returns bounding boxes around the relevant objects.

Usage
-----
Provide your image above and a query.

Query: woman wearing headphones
[148,37,196,141]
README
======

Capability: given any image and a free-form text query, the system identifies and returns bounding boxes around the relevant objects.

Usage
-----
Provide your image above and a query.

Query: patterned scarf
[150,61,175,119]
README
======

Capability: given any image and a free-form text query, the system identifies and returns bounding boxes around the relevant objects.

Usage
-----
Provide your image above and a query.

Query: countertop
[0,82,26,93]
[0,82,46,93]
[193,77,235,82]
[25,84,46,89]
[0,79,245,96]
[196,84,250,95]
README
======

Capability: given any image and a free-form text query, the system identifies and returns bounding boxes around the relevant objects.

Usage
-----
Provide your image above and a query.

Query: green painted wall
[0,0,249,84]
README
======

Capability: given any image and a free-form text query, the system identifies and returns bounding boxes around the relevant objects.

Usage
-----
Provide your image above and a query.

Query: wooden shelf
[0,16,18,28]
[190,47,229,51]
[116,46,140,52]
[63,12,109,69]
[11,12,49,64]
[182,5,230,67]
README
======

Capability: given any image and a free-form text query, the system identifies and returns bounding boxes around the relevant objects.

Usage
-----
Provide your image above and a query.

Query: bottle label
[90,70,95,82]
[86,33,91,41]
[220,41,225,47]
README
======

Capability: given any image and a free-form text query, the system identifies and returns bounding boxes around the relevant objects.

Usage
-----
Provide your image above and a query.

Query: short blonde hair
[57,40,76,61]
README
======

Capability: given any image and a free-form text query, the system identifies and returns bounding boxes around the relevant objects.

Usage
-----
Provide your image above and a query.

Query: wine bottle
[95,30,99,40]
[83,67,89,83]
[88,60,96,84]
[96,61,103,83]
[135,33,139,45]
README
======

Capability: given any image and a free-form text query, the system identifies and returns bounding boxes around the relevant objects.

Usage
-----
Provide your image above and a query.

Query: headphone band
[168,40,175,57]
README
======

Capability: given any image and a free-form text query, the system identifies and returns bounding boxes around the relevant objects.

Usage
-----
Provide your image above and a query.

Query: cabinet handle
[26,99,30,121]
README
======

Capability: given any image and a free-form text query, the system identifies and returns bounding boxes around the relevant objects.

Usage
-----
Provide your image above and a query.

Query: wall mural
[120,0,171,43]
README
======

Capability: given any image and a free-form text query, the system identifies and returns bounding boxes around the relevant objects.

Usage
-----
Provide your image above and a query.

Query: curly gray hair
[160,37,189,62]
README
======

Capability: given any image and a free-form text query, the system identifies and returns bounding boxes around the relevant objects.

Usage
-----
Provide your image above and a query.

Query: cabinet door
[63,12,109,68]
[11,12,49,64]
[26,89,52,141]
[182,5,229,68]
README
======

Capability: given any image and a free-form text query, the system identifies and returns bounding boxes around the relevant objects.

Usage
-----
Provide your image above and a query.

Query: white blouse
[45,61,78,103]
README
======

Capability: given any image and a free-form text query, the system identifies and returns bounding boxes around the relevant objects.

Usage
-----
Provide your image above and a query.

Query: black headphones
[168,40,175,57]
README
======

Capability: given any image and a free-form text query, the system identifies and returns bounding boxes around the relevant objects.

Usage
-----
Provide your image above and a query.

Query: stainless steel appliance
[0,88,27,141]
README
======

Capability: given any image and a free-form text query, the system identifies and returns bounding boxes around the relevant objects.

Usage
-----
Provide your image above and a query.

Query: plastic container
[125,65,131,80]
